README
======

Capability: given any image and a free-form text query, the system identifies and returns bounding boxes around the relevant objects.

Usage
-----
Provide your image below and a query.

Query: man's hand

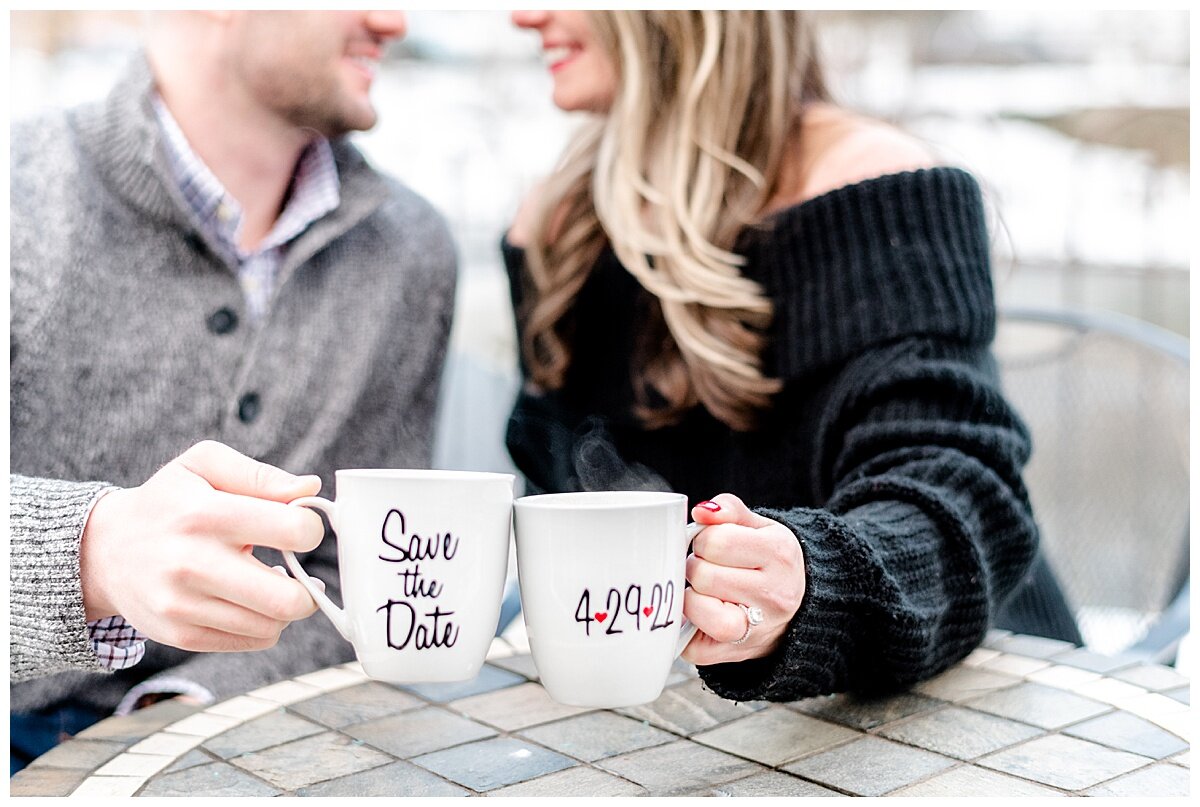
[79,440,325,653]
[680,494,806,666]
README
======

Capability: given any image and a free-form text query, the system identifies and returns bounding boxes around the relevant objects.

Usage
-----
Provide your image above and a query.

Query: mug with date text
[513,491,701,707]
[282,469,514,684]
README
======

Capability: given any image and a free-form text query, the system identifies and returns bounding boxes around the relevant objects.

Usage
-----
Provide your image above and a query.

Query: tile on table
[1084,762,1191,797]
[518,710,674,762]
[161,711,242,739]
[129,731,206,758]
[344,706,497,758]
[93,752,175,778]
[977,733,1152,791]
[980,629,1013,649]
[1072,677,1148,706]
[1118,692,1191,723]
[693,708,858,767]
[993,634,1077,659]
[450,681,592,732]
[1110,663,1191,692]
[1142,711,1192,746]
[413,736,576,793]
[137,760,283,797]
[8,766,90,797]
[877,705,1043,760]
[958,647,1001,667]
[1053,647,1140,675]
[245,679,324,706]
[292,665,368,692]
[484,653,539,681]
[1063,710,1189,759]
[162,749,216,774]
[74,698,200,744]
[287,681,423,729]
[890,764,1065,797]
[708,771,845,797]
[1164,686,1189,705]
[398,664,527,704]
[295,760,470,796]
[484,765,647,797]
[203,695,281,722]
[977,653,1052,678]
[229,730,393,791]
[614,678,766,736]
[962,682,1111,730]
[781,736,955,797]
[912,665,1022,703]
[789,690,942,731]
[597,738,766,795]
[1025,664,1103,692]
[667,657,699,684]
[65,775,144,797]
[201,710,325,759]
[21,738,127,772]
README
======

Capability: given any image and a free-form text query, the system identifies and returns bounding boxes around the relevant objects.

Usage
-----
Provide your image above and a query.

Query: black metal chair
[994,305,1189,664]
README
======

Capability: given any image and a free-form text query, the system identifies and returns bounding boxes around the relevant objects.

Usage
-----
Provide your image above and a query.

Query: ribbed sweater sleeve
[694,170,1035,701]
[697,338,1036,701]
[9,474,113,681]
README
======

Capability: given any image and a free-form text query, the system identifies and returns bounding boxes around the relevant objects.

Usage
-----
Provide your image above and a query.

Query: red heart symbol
[594,612,608,623]
[643,606,654,617]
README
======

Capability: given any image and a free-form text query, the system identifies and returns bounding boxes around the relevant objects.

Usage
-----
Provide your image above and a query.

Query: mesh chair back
[994,307,1189,656]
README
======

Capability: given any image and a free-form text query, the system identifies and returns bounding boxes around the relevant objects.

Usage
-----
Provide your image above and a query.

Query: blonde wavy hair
[520,10,829,430]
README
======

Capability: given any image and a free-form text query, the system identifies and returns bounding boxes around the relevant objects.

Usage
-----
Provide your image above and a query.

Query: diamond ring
[730,603,765,645]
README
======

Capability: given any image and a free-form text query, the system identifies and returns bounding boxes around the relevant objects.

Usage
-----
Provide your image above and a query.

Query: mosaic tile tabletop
[11,630,1190,797]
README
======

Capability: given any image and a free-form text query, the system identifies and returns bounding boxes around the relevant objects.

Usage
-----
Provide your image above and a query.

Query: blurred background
[11,9,1188,468]
[10,10,1191,660]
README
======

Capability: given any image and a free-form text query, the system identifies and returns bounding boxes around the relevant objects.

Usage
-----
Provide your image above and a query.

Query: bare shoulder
[788,103,939,206]
[506,181,547,249]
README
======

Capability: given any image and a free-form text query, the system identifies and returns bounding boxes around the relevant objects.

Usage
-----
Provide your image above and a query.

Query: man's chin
[303,108,378,139]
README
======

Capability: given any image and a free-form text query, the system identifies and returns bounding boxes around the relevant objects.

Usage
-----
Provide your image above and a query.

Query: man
[10,10,456,770]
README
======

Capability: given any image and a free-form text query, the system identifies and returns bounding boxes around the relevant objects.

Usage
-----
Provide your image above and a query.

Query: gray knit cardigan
[9,54,457,714]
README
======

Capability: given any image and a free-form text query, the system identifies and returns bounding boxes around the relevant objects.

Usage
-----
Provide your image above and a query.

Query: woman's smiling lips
[543,43,581,72]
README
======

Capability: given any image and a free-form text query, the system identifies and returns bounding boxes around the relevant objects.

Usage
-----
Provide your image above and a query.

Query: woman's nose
[511,10,550,30]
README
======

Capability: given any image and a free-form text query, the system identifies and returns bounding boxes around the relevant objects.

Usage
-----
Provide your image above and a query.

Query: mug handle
[674,521,706,657]
[282,496,355,645]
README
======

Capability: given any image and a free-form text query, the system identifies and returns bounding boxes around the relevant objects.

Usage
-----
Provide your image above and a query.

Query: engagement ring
[730,603,764,645]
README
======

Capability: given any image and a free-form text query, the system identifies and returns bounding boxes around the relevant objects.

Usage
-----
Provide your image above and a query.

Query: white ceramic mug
[513,491,701,708]
[283,469,514,684]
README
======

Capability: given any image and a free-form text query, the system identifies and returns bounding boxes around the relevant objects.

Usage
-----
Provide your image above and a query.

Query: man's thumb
[176,440,321,502]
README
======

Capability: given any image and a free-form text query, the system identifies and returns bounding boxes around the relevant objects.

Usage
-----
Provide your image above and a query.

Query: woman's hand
[680,494,805,665]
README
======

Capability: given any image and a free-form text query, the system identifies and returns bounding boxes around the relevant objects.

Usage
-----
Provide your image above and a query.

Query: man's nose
[366,10,407,41]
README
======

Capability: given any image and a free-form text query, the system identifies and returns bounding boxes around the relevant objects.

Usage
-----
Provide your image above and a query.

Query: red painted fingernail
[697,500,721,512]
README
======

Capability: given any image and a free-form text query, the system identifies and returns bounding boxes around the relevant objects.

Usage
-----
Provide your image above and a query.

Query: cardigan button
[184,232,206,254]
[206,307,238,335]
[237,392,261,424]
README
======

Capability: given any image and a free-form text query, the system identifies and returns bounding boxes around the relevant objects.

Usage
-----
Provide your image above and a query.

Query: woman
[504,10,1078,702]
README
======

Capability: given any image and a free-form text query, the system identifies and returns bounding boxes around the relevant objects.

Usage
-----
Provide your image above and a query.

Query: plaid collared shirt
[152,94,341,322]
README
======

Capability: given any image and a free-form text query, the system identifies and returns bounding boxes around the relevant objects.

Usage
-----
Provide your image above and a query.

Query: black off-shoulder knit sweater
[502,168,1061,702]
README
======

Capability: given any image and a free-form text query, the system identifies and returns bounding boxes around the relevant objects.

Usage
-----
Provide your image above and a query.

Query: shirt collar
[151,93,340,257]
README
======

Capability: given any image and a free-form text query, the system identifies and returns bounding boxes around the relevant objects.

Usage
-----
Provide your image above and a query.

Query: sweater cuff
[9,475,117,681]
[696,507,866,703]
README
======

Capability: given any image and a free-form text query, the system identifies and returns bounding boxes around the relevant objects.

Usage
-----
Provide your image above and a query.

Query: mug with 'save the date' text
[283,469,514,684]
